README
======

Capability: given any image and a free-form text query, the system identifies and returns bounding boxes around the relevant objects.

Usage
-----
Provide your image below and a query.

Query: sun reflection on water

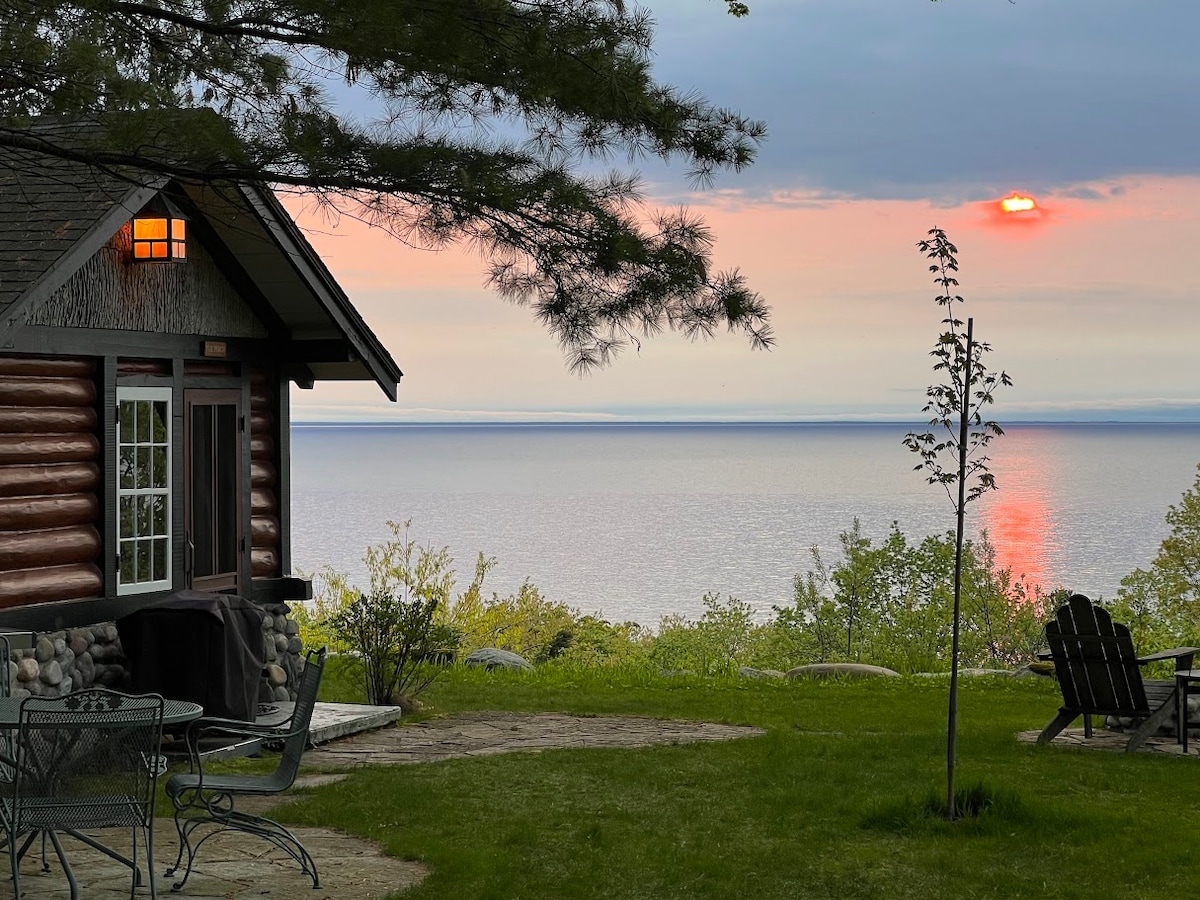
[979,430,1061,595]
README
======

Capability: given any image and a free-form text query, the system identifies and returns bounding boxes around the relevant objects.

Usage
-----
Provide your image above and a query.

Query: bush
[311,520,462,708]
[1109,463,1200,649]
[327,589,461,708]
[302,515,1062,688]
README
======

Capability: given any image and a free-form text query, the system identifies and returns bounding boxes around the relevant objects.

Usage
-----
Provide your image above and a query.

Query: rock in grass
[739,666,785,679]
[464,648,534,671]
[785,663,899,679]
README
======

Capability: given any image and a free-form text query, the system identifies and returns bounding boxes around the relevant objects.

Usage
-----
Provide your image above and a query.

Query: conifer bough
[0,0,773,370]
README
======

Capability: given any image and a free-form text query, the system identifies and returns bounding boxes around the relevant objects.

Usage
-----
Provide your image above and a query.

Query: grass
[264,661,1200,898]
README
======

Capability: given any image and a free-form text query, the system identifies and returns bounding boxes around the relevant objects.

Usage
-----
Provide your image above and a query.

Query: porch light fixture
[131,194,187,262]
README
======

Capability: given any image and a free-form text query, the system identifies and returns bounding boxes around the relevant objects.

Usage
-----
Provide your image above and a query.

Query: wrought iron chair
[0,689,166,900]
[0,633,10,697]
[0,634,12,784]
[164,646,327,892]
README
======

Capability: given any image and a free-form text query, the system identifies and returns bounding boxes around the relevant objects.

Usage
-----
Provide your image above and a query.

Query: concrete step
[168,701,404,761]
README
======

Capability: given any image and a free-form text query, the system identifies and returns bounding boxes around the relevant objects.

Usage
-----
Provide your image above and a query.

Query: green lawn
[283,664,1200,898]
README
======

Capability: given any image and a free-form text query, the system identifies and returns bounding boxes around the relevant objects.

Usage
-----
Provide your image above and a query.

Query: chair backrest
[0,634,9,697]
[274,647,326,788]
[12,689,165,832]
[1044,593,1149,716]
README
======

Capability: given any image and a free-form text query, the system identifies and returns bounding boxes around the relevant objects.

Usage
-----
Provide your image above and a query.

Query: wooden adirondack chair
[1038,593,1198,752]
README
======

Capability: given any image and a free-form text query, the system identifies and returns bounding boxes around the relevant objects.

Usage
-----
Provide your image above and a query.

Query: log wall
[0,356,103,609]
[249,370,281,578]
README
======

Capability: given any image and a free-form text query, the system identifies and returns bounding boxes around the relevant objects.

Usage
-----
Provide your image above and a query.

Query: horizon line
[291,418,1200,427]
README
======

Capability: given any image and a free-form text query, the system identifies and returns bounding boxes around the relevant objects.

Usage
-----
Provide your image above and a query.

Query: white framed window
[117,387,172,595]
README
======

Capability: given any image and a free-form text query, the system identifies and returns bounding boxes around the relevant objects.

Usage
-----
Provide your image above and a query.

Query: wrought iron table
[0,695,204,728]
[0,694,203,899]
[1176,669,1200,753]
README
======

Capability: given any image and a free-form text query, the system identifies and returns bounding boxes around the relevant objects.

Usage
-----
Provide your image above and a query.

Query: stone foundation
[2,603,304,703]
[259,601,305,703]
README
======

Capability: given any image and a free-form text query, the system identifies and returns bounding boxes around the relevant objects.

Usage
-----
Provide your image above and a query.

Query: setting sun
[1000,192,1038,213]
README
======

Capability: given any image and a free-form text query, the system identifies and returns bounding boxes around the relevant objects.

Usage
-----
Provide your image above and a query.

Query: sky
[289,0,1200,423]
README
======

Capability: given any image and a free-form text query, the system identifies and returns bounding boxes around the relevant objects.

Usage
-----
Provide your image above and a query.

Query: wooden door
[185,390,242,592]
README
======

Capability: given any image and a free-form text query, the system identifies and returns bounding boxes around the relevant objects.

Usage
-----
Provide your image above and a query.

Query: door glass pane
[135,401,150,443]
[151,401,168,442]
[136,447,151,488]
[119,448,134,490]
[119,401,135,443]
[136,541,151,582]
[152,539,168,581]
[119,542,134,584]
[152,445,168,488]
[215,404,239,576]
[152,495,167,535]
[188,395,241,591]
[191,405,214,579]
[119,497,135,540]
[137,496,154,537]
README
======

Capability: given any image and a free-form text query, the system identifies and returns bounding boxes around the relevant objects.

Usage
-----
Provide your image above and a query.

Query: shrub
[315,520,462,708]
[649,593,758,676]
[327,589,461,708]
[1109,463,1200,649]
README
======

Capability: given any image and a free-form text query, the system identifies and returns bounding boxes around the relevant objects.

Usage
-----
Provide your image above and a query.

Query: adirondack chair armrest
[1136,646,1199,670]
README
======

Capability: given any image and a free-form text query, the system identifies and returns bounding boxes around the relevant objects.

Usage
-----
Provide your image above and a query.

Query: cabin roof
[0,138,402,399]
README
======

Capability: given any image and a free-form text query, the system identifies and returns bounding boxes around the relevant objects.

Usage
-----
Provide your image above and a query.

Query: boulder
[464,648,534,671]
[785,663,899,679]
[739,666,785,679]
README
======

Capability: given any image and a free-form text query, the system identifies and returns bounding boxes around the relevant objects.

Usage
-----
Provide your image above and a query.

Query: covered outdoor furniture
[164,646,326,892]
[1038,593,1198,752]
[117,591,266,721]
[0,689,166,900]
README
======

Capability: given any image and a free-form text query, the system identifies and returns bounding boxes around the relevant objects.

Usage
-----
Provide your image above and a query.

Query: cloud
[645,0,1200,204]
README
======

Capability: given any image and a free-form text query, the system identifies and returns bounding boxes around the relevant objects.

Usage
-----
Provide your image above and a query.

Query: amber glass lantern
[131,194,187,262]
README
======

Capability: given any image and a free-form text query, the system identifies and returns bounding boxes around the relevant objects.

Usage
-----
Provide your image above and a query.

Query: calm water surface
[290,423,1200,625]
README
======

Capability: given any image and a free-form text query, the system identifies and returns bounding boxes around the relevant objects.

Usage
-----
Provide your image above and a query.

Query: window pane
[152,401,168,442]
[152,445,168,488]
[215,405,240,574]
[136,447,151,488]
[119,497,135,540]
[137,496,154,537]
[137,541,151,582]
[152,539,168,582]
[119,401,135,443]
[119,542,134,584]
[136,400,151,443]
[119,448,135,490]
[152,495,167,536]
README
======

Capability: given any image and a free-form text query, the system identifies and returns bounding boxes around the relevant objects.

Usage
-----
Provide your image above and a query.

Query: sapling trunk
[946,318,974,822]
[904,228,1010,823]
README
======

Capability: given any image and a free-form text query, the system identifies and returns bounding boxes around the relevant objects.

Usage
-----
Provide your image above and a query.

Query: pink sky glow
[288,174,1200,422]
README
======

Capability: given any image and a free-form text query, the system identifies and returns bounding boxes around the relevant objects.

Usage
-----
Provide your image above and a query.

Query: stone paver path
[1016,727,1197,755]
[9,712,763,900]
[8,819,429,900]
[303,710,766,769]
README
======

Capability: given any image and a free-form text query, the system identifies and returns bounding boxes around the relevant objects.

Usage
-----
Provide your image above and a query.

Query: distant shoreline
[292,419,1200,428]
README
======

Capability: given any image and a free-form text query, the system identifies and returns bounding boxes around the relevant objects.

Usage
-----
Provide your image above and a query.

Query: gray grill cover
[117,590,264,721]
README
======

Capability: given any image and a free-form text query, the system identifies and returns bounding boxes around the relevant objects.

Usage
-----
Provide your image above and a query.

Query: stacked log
[248,370,280,578]
[0,356,103,608]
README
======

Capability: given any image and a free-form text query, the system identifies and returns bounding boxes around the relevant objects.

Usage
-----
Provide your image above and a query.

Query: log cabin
[0,141,402,643]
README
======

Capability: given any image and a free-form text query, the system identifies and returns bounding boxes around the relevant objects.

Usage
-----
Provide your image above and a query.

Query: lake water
[290,422,1200,625]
